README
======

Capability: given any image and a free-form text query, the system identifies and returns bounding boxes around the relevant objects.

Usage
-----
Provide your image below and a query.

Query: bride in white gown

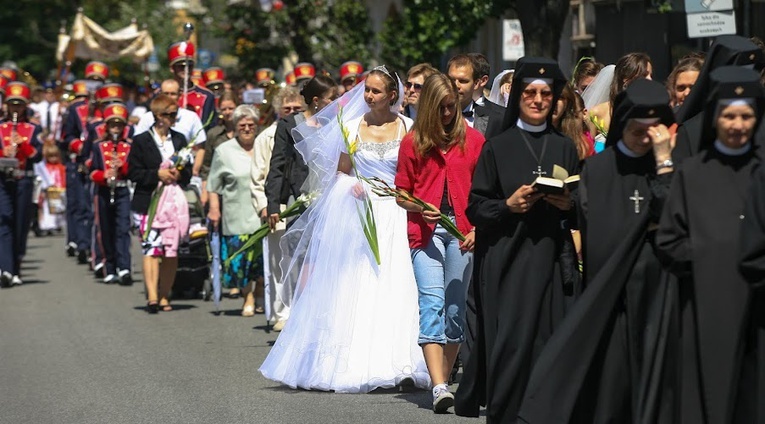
[259,66,431,393]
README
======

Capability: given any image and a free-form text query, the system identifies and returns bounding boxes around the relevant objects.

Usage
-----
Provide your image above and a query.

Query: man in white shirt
[134,79,206,147]
[29,83,61,143]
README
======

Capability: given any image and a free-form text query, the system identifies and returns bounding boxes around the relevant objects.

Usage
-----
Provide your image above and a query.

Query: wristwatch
[656,159,674,170]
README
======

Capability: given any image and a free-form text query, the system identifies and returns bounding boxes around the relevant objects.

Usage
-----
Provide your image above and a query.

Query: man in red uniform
[89,103,133,285]
[0,82,43,286]
[167,41,216,131]
[62,61,109,263]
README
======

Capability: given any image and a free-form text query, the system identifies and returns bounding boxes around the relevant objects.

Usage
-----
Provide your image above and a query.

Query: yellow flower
[348,138,358,155]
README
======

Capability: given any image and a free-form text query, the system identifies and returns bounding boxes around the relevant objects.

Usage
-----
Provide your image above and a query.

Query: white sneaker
[103,274,117,284]
[10,275,22,286]
[432,384,454,413]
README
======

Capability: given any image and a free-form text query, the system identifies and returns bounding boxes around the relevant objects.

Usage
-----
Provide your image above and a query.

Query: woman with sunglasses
[207,105,264,317]
[128,94,191,313]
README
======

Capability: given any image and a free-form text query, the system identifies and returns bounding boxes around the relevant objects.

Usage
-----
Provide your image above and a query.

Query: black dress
[457,125,579,423]
[517,146,677,424]
[658,146,761,423]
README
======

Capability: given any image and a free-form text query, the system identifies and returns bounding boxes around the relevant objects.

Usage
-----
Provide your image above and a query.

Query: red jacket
[395,126,485,248]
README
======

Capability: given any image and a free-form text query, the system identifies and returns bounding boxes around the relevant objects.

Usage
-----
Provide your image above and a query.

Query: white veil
[277,67,405,307]
[581,64,615,110]
[488,69,513,107]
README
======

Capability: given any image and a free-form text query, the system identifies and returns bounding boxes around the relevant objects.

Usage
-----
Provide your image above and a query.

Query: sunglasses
[160,111,178,118]
[522,88,553,101]
[238,123,256,129]
[281,106,303,113]
[405,82,423,91]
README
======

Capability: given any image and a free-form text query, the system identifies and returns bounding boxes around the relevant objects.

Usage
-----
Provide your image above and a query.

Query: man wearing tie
[447,53,505,139]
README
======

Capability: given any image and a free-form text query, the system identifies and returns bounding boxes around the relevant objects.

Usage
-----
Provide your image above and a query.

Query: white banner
[503,19,525,62]
[57,12,154,63]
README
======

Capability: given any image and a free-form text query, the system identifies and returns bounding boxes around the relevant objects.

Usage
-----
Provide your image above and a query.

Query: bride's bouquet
[362,176,466,242]
[338,105,381,265]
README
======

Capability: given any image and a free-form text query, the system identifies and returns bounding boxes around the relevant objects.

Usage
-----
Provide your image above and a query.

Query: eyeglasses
[238,123,256,129]
[281,106,303,113]
[160,111,178,119]
[405,82,423,91]
[521,88,553,101]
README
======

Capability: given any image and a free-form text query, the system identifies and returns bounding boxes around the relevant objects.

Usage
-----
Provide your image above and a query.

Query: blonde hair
[150,94,178,116]
[412,73,466,157]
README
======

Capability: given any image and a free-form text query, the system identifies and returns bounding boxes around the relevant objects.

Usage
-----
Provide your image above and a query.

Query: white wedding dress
[259,116,430,393]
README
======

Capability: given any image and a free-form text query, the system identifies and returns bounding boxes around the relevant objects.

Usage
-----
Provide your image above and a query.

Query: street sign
[686,10,737,38]
[198,49,214,69]
[503,19,525,62]
[684,0,733,13]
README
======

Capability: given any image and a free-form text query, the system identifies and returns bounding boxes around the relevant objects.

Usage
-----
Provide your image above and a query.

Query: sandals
[146,301,159,314]
[159,302,173,312]
[242,305,255,317]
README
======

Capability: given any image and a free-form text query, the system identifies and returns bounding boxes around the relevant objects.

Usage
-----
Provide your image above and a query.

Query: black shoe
[0,272,11,288]
[66,243,77,257]
[118,272,133,286]
[146,302,159,314]
[93,263,106,279]
[77,250,88,264]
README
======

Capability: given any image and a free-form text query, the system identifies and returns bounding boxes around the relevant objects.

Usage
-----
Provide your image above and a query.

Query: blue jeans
[411,220,473,345]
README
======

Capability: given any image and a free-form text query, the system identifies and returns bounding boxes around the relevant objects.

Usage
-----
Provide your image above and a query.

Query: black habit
[518,78,678,424]
[658,66,765,424]
[672,35,764,164]
[456,57,579,423]
[659,146,760,423]
[459,125,579,423]
[518,148,676,424]
[739,162,765,424]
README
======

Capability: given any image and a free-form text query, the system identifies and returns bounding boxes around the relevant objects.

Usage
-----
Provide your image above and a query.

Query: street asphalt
[0,232,487,424]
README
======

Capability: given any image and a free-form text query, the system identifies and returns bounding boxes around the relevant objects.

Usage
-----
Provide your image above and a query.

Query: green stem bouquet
[361,176,466,242]
[224,192,317,267]
[338,106,381,265]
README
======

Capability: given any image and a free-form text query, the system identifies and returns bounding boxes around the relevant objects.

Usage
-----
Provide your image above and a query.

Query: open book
[532,164,580,195]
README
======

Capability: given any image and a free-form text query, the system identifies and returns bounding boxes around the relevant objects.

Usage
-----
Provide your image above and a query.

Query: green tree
[221,0,373,79]
[0,0,177,84]
[378,0,570,71]
[378,0,493,71]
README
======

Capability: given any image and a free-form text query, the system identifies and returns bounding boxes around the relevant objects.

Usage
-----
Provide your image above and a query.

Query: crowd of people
[2,33,765,423]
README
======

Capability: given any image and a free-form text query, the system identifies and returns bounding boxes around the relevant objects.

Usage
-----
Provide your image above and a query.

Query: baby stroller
[172,186,212,299]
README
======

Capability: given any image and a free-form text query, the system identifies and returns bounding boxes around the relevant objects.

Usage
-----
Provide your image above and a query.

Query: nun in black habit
[516,78,678,424]
[455,57,580,423]
[672,35,764,164]
[659,66,765,424]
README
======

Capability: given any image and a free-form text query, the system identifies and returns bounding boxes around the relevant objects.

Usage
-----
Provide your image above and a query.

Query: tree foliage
[221,0,374,79]
[378,0,493,71]
[0,0,177,84]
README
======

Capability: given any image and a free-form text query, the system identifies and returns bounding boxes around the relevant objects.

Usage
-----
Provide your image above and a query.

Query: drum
[46,187,66,214]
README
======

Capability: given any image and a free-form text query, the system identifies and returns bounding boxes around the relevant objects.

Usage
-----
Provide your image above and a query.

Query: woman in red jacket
[394,72,485,413]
